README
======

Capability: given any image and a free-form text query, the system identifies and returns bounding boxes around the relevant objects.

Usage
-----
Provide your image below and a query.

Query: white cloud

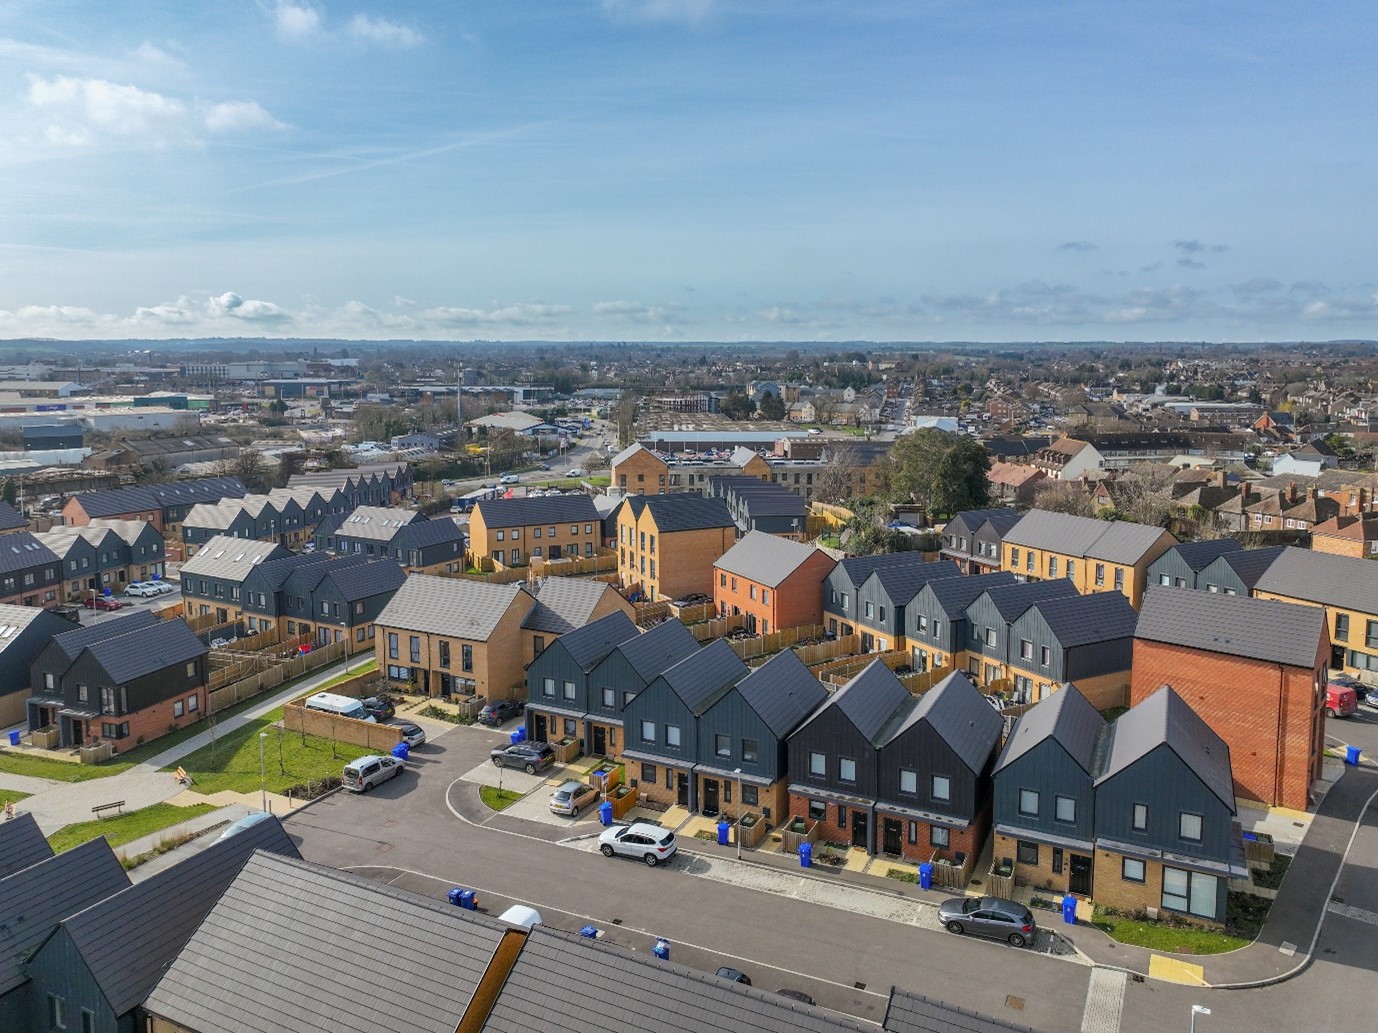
[129,42,186,71]
[28,75,188,146]
[419,303,572,327]
[273,2,322,39]
[208,291,292,322]
[600,0,715,25]
[348,14,424,48]
[593,300,682,323]
[203,100,287,134]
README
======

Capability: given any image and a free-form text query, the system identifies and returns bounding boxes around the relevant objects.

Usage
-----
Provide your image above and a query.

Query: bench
[91,800,125,819]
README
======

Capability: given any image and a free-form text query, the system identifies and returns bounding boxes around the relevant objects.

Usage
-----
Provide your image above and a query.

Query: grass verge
[48,802,219,854]
[479,785,523,811]
[0,788,31,807]
[168,719,372,796]
[1092,905,1250,955]
[312,658,379,692]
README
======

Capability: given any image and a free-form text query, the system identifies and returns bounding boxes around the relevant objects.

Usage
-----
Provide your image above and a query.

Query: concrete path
[0,771,63,794]
[117,802,247,865]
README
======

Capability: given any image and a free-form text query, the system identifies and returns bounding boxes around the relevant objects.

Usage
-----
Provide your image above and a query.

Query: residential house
[1131,585,1327,811]
[709,476,809,538]
[0,604,72,727]
[1001,592,1138,708]
[616,493,736,602]
[288,462,412,508]
[469,494,602,568]
[0,812,52,879]
[611,442,671,495]
[823,553,944,639]
[832,557,964,654]
[714,530,836,634]
[1310,512,1378,558]
[177,535,291,623]
[987,461,1046,505]
[181,495,285,555]
[0,839,130,1032]
[23,815,299,1033]
[61,476,247,534]
[34,525,130,602]
[940,508,1023,574]
[1242,483,1338,533]
[1195,544,1285,597]
[1253,546,1378,676]
[1272,440,1338,478]
[280,557,406,650]
[0,501,28,534]
[905,571,1018,675]
[1030,438,1103,480]
[524,610,640,753]
[0,532,62,607]
[26,614,208,748]
[1001,509,1177,608]
[993,685,1106,896]
[883,989,1035,1033]
[314,506,466,574]
[962,578,1080,688]
[1093,685,1245,927]
[86,519,166,586]
[1146,539,1243,591]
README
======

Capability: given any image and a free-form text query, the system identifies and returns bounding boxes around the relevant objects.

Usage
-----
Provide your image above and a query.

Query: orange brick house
[616,493,736,602]
[1309,512,1378,559]
[1130,586,1327,811]
[713,530,836,635]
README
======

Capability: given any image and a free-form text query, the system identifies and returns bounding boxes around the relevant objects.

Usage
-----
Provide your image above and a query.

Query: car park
[395,723,426,747]
[597,821,677,866]
[360,696,396,721]
[548,780,599,816]
[477,699,525,726]
[124,582,161,598]
[715,967,751,985]
[490,741,555,774]
[50,604,81,624]
[341,754,404,792]
[937,895,1037,947]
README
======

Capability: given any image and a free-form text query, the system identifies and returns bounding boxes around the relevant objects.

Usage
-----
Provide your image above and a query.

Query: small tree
[1,478,16,507]
[719,392,756,421]
[758,390,787,421]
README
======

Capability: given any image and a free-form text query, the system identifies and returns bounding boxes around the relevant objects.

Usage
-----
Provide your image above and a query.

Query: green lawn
[169,718,373,796]
[0,788,31,807]
[479,785,523,811]
[0,751,119,782]
[1092,907,1249,955]
[312,657,378,692]
[47,802,219,854]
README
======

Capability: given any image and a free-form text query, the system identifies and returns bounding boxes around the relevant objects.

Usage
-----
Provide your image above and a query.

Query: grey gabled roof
[251,550,336,592]
[1003,509,1173,564]
[623,492,735,532]
[882,672,1002,774]
[0,531,59,575]
[994,683,1106,777]
[657,638,749,715]
[1253,546,1378,615]
[1160,537,1242,572]
[57,815,300,1017]
[883,988,1037,1033]
[921,571,1018,619]
[609,618,700,683]
[865,558,965,608]
[1096,684,1235,812]
[0,501,27,532]
[836,552,924,591]
[321,558,407,603]
[728,649,828,737]
[1030,591,1139,649]
[714,530,831,588]
[0,838,130,996]
[611,442,657,467]
[551,610,639,670]
[947,508,1022,539]
[1135,585,1325,669]
[476,493,599,527]
[1211,544,1286,590]
[143,851,512,1033]
[1083,519,1174,563]
[81,618,206,685]
[178,535,291,583]
[376,575,530,640]
[482,924,872,1033]
[523,577,622,635]
[973,577,1079,623]
[817,659,912,746]
[49,609,160,663]
[395,516,467,549]
[0,812,53,879]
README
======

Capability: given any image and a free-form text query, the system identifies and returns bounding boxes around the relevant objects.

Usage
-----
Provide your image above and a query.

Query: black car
[776,989,816,1006]
[490,741,555,774]
[715,967,751,986]
[360,696,396,721]
[50,604,81,624]
[477,698,525,726]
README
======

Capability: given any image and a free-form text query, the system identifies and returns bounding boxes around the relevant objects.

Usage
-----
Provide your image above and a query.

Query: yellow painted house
[1252,546,1378,675]
[1000,510,1176,609]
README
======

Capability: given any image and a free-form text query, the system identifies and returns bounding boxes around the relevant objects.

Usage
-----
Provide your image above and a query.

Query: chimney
[1215,470,1227,489]
[1288,482,1298,503]
[1241,482,1252,501]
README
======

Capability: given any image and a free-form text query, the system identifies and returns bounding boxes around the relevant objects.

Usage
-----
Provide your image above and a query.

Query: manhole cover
[376,843,393,853]
[1005,996,1025,1011]
[1131,974,1145,983]
[1332,896,1345,904]
[612,918,623,925]
[383,819,399,828]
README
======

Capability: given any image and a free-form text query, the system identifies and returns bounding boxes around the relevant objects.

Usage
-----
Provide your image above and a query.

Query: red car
[84,596,126,611]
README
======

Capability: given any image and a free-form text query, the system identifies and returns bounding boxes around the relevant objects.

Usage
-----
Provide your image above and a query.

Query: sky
[0,0,1374,344]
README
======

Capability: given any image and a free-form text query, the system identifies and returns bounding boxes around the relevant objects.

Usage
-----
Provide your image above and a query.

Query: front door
[702,779,720,816]
[861,632,875,653]
[549,545,562,560]
[533,714,548,743]
[1070,854,1093,895]
[676,772,689,806]
[592,725,606,756]
[851,809,868,849]
[882,818,902,855]
[70,719,84,746]
[1332,645,1346,670]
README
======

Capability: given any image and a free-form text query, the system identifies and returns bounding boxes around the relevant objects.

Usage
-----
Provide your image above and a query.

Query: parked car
[124,582,161,598]
[477,699,525,726]
[490,741,555,774]
[500,473,519,485]
[597,821,677,866]
[715,967,751,986]
[342,754,404,792]
[50,604,81,624]
[565,468,582,478]
[149,579,177,595]
[1326,677,1359,719]
[395,723,426,747]
[85,595,126,611]
[937,895,1037,948]
[549,779,599,816]
[217,811,277,841]
[360,696,396,721]
[538,463,551,471]
[776,989,816,1006]
[1364,688,1378,710]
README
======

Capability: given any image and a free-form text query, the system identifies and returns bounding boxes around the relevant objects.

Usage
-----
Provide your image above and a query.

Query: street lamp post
[1190,1005,1211,1033]
[734,767,743,860]
[259,731,268,812]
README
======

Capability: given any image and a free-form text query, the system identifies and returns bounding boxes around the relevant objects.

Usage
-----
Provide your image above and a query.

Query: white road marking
[1079,968,1126,1033]
[1327,901,1378,927]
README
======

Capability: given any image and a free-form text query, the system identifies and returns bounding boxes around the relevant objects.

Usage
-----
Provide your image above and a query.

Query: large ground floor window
[1162,866,1218,919]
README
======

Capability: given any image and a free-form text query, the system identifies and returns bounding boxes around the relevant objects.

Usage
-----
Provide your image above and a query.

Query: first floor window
[1179,812,1203,842]
[808,799,826,822]
[1055,795,1076,824]
[640,720,655,743]
[838,757,856,782]
[1016,840,1039,866]
[809,751,825,777]
[1018,788,1040,817]
[48,994,65,1030]
[930,825,950,849]
[899,769,917,795]
[931,774,951,802]
[1162,867,1218,919]
[1122,857,1146,883]
[542,677,555,697]
[665,724,681,748]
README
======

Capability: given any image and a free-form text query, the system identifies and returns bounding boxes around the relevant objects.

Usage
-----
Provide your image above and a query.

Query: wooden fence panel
[205,638,348,715]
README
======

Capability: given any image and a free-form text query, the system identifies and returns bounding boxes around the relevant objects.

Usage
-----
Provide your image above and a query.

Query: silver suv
[342,754,403,793]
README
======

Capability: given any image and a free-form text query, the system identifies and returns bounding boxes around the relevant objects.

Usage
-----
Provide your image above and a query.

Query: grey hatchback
[937,895,1037,948]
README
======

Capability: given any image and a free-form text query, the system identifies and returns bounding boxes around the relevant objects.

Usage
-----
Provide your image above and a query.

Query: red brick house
[714,530,836,635]
[1130,586,1328,811]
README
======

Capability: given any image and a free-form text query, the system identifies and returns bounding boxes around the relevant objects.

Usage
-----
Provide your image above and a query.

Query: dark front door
[70,719,84,747]
[592,725,606,756]
[1332,645,1346,670]
[882,818,902,855]
[533,714,548,743]
[851,809,868,849]
[702,779,720,816]
[549,545,562,560]
[861,632,875,652]
[676,772,689,806]
[1070,853,1093,895]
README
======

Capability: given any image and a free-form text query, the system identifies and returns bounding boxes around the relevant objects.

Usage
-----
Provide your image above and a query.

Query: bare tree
[810,393,841,426]
[1033,479,1095,517]
[815,445,859,503]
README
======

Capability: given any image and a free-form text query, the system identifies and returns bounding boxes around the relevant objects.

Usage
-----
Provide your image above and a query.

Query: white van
[303,692,375,722]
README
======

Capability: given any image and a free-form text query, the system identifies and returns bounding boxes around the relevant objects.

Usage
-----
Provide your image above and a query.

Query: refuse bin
[918,862,933,891]
[579,925,600,939]
[6,730,18,747]
[599,801,614,826]
[1346,745,1362,766]
[1062,895,1078,925]
[391,742,409,761]
[717,819,730,846]
[652,937,670,961]
[458,889,477,911]
[799,842,812,868]
[515,726,527,743]
[510,730,522,745]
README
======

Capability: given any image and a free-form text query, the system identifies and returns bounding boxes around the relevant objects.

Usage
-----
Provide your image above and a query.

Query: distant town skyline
[1,1,1373,343]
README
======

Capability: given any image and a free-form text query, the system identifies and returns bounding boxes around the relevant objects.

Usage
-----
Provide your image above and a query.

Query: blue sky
[0,0,1373,342]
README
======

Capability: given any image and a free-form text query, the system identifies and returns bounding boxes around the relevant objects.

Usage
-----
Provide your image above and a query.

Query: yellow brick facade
[616,504,735,602]
[469,506,600,568]
[1001,530,1175,609]
[613,448,671,495]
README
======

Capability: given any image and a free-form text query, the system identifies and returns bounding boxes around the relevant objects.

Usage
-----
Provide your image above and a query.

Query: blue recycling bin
[579,925,600,939]
[652,937,670,960]
[391,742,409,761]
[510,730,522,745]
[1062,895,1078,925]
[459,889,477,911]
[6,730,18,747]
[918,862,933,891]
[799,841,812,868]
[717,819,730,846]
[516,726,527,743]
[1346,745,1361,766]
[599,801,614,826]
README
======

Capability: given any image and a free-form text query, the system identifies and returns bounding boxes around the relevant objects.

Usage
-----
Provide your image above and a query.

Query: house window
[931,774,951,802]
[48,994,65,1030]
[44,672,55,690]
[640,720,656,743]
[762,589,769,604]
[808,799,826,822]
[188,694,198,713]
[173,699,185,718]
[809,751,826,777]
[899,769,917,795]
[1025,552,1034,572]
[563,717,577,737]
[601,687,615,708]
[1010,547,1020,567]
[838,757,856,782]
[562,680,576,701]
[1048,556,1058,577]
[1179,812,1203,842]
[1055,795,1076,824]
[1162,867,1218,919]
[439,641,451,668]
[1122,857,1146,883]
[1336,614,1350,642]
[984,627,996,646]
[742,738,759,763]
[387,632,400,659]
[1016,840,1039,866]
[1018,788,1039,816]
[461,644,473,672]
[533,636,545,655]
[666,724,681,747]
[622,690,636,707]
[1019,639,1033,660]
[1132,803,1148,831]
[1066,560,1075,580]
[542,677,555,698]
[641,763,657,784]
[865,601,874,618]
[1040,645,1051,667]
[931,826,950,849]
[742,784,759,806]
[496,531,505,541]
[837,805,847,829]
[1159,573,1171,586]
[1094,563,1105,587]
[1114,568,1124,591]
[409,636,421,663]
[715,733,731,757]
